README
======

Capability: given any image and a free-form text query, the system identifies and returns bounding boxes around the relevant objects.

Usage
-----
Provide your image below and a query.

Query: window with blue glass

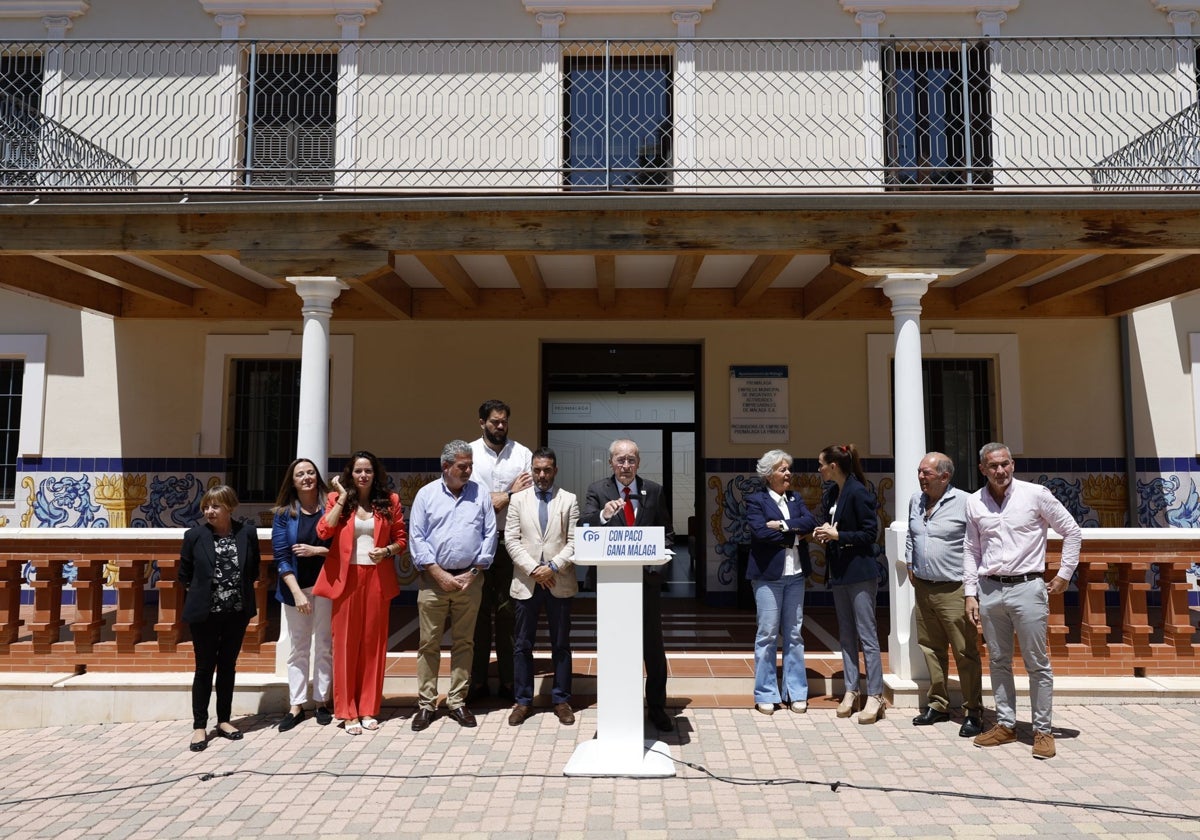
[563,55,673,190]
[883,45,992,188]
[0,360,23,501]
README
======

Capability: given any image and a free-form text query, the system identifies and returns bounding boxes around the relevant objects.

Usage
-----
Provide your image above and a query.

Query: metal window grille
[923,358,995,493]
[564,53,673,190]
[228,359,301,503]
[0,53,43,187]
[883,44,993,188]
[246,51,337,187]
[0,360,23,502]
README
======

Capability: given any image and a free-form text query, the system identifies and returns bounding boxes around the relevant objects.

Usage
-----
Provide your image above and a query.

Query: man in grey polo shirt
[906,452,983,738]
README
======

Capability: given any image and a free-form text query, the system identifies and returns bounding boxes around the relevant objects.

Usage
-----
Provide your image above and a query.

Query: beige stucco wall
[1130,298,1200,457]
[0,303,1126,462]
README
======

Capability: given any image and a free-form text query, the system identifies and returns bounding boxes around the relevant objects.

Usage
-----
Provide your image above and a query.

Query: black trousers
[190,612,249,730]
[471,541,515,689]
[643,574,668,708]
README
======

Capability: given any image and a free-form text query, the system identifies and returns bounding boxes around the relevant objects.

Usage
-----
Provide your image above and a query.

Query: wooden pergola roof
[2,193,1200,320]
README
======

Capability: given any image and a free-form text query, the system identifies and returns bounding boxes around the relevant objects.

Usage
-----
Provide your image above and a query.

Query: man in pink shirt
[963,442,1081,760]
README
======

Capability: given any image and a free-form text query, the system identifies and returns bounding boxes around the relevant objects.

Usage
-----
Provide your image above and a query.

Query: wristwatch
[470,567,481,576]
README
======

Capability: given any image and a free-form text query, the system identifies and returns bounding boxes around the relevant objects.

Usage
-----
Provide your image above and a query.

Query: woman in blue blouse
[813,443,885,724]
[271,458,333,732]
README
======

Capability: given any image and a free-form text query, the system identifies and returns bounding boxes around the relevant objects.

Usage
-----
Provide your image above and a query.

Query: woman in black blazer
[180,485,260,752]
[813,444,884,724]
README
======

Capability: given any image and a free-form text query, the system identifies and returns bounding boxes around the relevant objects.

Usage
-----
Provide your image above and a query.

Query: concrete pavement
[1,701,1199,839]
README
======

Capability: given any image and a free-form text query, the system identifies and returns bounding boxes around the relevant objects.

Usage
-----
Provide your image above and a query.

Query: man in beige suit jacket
[505,447,579,726]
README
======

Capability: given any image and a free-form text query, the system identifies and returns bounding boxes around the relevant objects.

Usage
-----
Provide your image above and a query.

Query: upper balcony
[2,36,1199,195]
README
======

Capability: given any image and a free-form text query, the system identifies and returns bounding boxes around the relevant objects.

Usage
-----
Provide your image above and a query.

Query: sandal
[362,716,380,731]
[345,719,363,735]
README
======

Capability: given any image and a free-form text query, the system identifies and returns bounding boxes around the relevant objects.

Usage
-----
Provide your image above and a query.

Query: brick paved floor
[1,703,1199,839]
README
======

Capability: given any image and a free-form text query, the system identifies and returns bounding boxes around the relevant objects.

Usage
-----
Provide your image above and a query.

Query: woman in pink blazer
[314,450,406,735]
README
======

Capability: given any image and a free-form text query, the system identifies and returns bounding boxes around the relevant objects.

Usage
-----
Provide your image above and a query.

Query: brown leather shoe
[1032,731,1056,759]
[553,702,575,726]
[973,723,1017,748]
[449,706,477,728]
[410,708,436,732]
[508,704,533,726]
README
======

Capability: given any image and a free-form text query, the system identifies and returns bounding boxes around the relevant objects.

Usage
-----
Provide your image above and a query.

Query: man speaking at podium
[580,438,675,733]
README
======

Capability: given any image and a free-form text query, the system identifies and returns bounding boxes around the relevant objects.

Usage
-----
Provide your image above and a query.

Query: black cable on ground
[1,758,1197,824]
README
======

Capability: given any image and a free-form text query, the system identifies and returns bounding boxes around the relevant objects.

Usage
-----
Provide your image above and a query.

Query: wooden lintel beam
[595,255,615,309]
[1105,254,1200,316]
[802,263,871,319]
[134,254,269,307]
[666,255,703,314]
[505,255,547,307]
[416,255,480,308]
[733,255,792,307]
[350,266,413,320]
[0,255,123,316]
[1027,253,1181,306]
[45,254,194,307]
[953,254,1078,307]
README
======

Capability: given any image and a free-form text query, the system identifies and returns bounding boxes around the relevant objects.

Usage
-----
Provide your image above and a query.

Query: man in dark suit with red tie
[579,438,675,732]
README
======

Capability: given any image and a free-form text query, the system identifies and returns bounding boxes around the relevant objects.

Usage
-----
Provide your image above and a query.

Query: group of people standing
[745,440,1081,760]
[179,418,1082,760]
[179,398,679,750]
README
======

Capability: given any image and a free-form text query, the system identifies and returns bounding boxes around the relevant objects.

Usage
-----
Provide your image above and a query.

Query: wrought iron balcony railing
[0,37,1197,194]
[0,93,137,189]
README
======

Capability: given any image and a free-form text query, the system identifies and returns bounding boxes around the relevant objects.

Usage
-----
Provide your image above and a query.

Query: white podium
[564,525,676,778]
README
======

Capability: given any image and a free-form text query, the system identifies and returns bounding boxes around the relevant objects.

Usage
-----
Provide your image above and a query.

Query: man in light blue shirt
[905,452,982,738]
[408,439,497,732]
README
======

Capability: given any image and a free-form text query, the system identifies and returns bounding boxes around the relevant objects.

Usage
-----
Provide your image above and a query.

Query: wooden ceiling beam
[595,255,615,309]
[953,254,1079,307]
[505,255,547,307]
[0,255,123,316]
[349,266,413,320]
[134,254,269,307]
[1104,254,1200,315]
[1026,253,1182,306]
[416,254,480,308]
[802,263,871,319]
[43,254,194,307]
[733,255,792,307]
[666,254,703,315]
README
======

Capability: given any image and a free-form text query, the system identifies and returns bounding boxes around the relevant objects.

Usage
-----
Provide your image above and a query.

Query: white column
[977,10,1008,186]
[39,16,70,133]
[335,14,364,188]
[537,12,565,189]
[879,272,933,685]
[289,277,347,473]
[1168,11,1199,113]
[672,11,701,191]
[856,11,886,191]
[213,14,245,187]
[282,277,346,675]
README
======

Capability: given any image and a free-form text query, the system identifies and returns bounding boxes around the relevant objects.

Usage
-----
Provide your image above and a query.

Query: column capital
[976,8,1007,36]
[335,12,364,37]
[289,276,348,317]
[535,11,565,37]
[1168,9,1199,34]
[880,272,935,306]
[213,13,244,37]
[41,14,72,35]
[672,10,701,36]
[854,10,886,36]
